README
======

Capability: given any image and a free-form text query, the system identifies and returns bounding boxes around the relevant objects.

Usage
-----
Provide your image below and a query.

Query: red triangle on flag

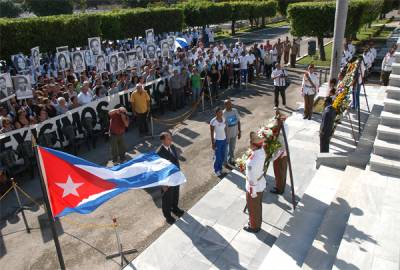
[38,147,116,217]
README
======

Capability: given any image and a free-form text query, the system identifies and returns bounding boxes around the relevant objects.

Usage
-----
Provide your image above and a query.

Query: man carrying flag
[156,132,184,224]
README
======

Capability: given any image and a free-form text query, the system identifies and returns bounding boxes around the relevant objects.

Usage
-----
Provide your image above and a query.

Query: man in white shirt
[271,63,287,107]
[210,107,226,177]
[381,48,395,86]
[77,81,93,105]
[239,52,249,86]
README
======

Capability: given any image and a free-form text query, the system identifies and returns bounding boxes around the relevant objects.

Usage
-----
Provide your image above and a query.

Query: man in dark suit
[320,97,337,153]
[156,131,184,224]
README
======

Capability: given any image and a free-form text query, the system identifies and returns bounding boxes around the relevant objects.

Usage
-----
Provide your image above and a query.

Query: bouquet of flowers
[235,118,283,173]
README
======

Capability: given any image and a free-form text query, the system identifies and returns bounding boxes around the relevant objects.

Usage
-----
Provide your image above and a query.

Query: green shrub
[0,0,23,18]
[24,0,74,16]
[287,0,383,60]
[0,7,183,59]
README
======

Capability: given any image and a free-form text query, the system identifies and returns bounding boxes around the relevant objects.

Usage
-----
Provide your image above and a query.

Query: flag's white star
[56,176,84,198]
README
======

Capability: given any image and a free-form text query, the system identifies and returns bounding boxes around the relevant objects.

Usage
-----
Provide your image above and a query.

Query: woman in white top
[381,48,395,86]
[210,107,226,176]
[301,64,319,120]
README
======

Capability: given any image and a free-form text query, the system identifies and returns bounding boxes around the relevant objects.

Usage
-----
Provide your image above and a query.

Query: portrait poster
[108,53,119,74]
[31,46,40,69]
[83,50,93,67]
[126,50,137,68]
[0,73,15,103]
[88,37,102,56]
[56,46,69,53]
[167,35,175,51]
[11,54,29,74]
[136,45,144,61]
[160,39,170,58]
[12,75,33,100]
[117,52,127,72]
[71,51,86,73]
[95,54,107,73]
[146,44,156,59]
[56,51,71,71]
[145,28,155,44]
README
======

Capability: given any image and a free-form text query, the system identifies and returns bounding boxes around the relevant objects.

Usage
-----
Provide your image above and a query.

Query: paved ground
[0,23,332,270]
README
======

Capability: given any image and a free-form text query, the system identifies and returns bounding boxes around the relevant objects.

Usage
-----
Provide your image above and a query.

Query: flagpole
[33,142,66,270]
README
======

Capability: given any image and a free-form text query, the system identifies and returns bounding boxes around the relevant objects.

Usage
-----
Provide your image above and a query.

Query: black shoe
[308,116,312,120]
[166,216,176,224]
[172,208,184,217]
[243,226,260,233]
[303,116,307,119]
[270,187,284,195]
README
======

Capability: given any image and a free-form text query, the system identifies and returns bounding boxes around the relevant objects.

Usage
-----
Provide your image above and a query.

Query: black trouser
[162,185,180,219]
[136,112,148,134]
[210,82,219,99]
[171,88,181,111]
[233,70,240,87]
[248,65,254,83]
[290,54,297,68]
[274,86,286,107]
[264,64,272,79]
[320,135,330,153]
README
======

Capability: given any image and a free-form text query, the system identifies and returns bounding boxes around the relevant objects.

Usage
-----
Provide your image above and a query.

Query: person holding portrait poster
[0,73,14,102]
[31,47,40,69]
[72,51,86,73]
[88,37,102,56]
[57,52,71,71]
[146,29,155,44]
[95,55,107,73]
[12,75,33,100]
[161,40,170,58]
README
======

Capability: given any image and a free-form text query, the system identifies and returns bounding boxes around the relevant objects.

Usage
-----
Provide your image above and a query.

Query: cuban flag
[37,146,186,217]
[174,37,189,50]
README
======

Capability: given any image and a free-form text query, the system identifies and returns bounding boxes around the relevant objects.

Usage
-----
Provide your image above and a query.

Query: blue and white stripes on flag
[174,37,189,50]
[37,146,186,217]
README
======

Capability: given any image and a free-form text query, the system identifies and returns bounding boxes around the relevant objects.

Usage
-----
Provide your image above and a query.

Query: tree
[123,0,150,8]
[0,0,23,18]
[24,0,74,16]
[287,0,382,61]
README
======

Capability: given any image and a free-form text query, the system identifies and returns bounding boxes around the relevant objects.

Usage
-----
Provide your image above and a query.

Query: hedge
[287,0,384,60]
[24,0,74,16]
[0,0,23,18]
[180,1,277,27]
[0,1,278,59]
[0,7,184,59]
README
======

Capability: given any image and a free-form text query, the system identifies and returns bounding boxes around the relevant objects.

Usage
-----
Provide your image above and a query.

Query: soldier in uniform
[271,108,288,194]
[244,132,266,233]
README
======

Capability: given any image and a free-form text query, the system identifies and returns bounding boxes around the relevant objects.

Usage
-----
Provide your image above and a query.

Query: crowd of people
[0,24,303,135]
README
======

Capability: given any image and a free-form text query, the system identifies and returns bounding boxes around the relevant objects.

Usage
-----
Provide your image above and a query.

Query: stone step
[389,73,400,87]
[370,153,400,177]
[377,124,400,143]
[257,165,345,270]
[373,138,400,159]
[381,110,400,127]
[386,85,400,99]
[302,166,363,270]
[392,62,400,75]
[384,97,400,113]
[333,168,400,270]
